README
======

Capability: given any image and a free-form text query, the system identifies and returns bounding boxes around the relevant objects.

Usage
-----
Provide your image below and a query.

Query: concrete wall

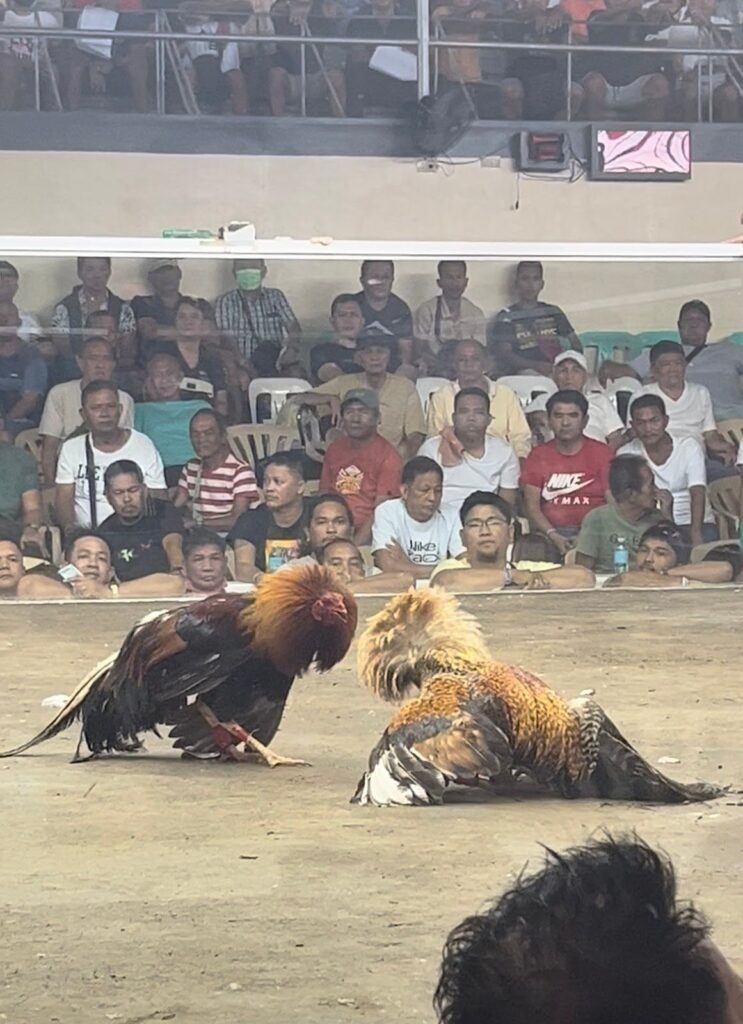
[3,151,742,339]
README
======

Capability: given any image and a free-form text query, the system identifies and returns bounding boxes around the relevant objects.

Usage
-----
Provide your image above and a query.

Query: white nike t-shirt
[371,498,464,565]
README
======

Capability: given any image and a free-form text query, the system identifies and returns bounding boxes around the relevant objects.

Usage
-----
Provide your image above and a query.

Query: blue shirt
[134,399,210,467]
[0,344,48,416]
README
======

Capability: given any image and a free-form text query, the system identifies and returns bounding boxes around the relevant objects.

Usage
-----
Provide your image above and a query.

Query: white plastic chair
[416,376,449,415]
[604,376,644,424]
[496,375,556,409]
[248,378,312,424]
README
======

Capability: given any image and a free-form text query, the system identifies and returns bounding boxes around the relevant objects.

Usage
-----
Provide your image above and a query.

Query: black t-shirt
[153,340,226,394]
[131,294,214,326]
[228,502,308,573]
[98,501,185,581]
[309,342,362,384]
[353,291,413,340]
[581,11,666,85]
[490,302,574,363]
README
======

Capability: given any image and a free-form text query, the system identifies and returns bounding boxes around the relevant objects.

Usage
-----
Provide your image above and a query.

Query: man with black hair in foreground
[435,835,743,1024]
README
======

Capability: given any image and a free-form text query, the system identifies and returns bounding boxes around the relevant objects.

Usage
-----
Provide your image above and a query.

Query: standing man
[552,350,625,448]
[353,260,414,369]
[293,332,426,457]
[521,389,613,558]
[50,257,136,383]
[131,259,215,355]
[230,451,308,582]
[98,460,185,581]
[640,340,735,477]
[575,454,665,573]
[215,259,301,376]
[319,388,402,543]
[621,393,716,548]
[175,409,258,532]
[414,260,487,358]
[371,455,464,580]
[425,339,531,457]
[39,336,134,486]
[54,381,166,530]
[489,261,582,377]
[0,300,47,436]
[419,387,520,514]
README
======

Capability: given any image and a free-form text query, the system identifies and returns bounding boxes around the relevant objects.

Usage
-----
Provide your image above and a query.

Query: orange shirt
[561,0,605,38]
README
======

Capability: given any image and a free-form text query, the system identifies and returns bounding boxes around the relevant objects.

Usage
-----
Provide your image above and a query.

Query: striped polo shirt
[178,452,259,523]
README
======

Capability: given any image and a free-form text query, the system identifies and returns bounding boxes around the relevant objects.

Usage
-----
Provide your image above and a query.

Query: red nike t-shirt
[521,437,613,529]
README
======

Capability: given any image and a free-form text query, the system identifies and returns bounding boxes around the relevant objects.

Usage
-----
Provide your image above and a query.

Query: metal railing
[0,9,741,120]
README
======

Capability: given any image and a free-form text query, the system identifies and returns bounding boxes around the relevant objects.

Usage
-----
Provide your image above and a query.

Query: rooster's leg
[194,700,310,767]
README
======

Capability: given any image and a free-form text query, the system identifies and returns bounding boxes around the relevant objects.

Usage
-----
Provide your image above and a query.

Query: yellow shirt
[426,380,532,458]
[430,555,561,582]
[317,372,426,450]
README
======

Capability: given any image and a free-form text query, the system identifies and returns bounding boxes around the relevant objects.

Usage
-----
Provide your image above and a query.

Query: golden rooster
[352,588,721,806]
[1,564,357,766]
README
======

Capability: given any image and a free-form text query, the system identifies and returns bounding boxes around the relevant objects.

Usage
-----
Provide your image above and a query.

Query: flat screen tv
[590,128,691,181]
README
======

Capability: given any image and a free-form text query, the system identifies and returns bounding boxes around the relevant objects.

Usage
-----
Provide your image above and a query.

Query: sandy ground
[0,589,742,1024]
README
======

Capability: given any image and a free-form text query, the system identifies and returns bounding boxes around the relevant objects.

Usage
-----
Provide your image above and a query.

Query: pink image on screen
[597,130,691,176]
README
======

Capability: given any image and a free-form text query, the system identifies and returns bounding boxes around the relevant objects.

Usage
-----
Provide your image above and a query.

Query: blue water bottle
[613,535,629,574]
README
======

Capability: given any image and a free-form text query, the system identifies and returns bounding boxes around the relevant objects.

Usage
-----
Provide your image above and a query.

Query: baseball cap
[357,329,394,350]
[553,350,588,372]
[147,258,181,275]
[341,388,380,412]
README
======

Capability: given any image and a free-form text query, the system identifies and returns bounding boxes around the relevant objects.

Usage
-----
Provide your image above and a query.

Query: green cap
[341,388,380,412]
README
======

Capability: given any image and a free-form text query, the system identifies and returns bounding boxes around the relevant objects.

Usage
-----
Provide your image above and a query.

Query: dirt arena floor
[1,588,742,1024]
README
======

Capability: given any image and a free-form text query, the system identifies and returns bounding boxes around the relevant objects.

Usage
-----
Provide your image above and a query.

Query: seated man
[229,451,308,582]
[131,258,215,356]
[425,339,531,458]
[435,835,743,1024]
[319,388,402,544]
[318,536,414,594]
[431,491,595,592]
[0,413,43,552]
[413,261,486,364]
[175,409,259,532]
[605,522,740,588]
[98,460,185,581]
[521,389,613,559]
[489,261,582,377]
[134,352,211,489]
[371,456,464,580]
[0,300,48,436]
[310,294,365,385]
[552,350,625,449]
[0,261,41,343]
[182,527,235,597]
[353,261,414,369]
[20,530,183,600]
[641,340,735,478]
[419,386,520,515]
[621,394,716,548]
[575,454,666,574]
[39,336,134,487]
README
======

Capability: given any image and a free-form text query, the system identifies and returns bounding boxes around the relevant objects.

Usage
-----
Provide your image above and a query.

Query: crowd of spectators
[0,0,741,120]
[1,254,742,600]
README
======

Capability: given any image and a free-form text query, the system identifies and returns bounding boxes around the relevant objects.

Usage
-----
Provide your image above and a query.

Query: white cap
[553,350,588,372]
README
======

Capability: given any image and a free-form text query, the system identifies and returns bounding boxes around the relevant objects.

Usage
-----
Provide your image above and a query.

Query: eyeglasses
[464,517,509,530]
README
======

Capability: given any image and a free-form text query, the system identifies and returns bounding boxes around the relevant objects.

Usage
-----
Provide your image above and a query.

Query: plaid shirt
[215,286,296,358]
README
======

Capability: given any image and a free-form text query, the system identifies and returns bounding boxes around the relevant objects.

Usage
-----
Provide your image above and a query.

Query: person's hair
[0,261,19,278]
[79,334,115,356]
[85,310,115,327]
[649,340,685,365]
[438,260,467,276]
[361,259,394,278]
[103,460,144,489]
[174,295,203,316]
[183,527,226,559]
[189,407,227,436]
[515,260,543,277]
[316,537,362,565]
[146,350,181,370]
[402,456,443,486]
[81,379,119,406]
[434,835,726,1024]
[546,389,589,418]
[638,521,689,568]
[77,256,111,272]
[264,450,306,481]
[609,454,650,501]
[678,299,711,323]
[330,293,363,316]
[459,491,513,527]
[63,527,110,562]
[629,393,667,418]
[454,386,489,413]
[308,492,353,523]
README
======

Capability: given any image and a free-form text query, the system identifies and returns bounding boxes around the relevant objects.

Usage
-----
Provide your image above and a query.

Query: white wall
[3,151,741,339]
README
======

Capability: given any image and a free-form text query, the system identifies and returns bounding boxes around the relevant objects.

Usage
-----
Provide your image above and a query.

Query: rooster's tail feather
[0,651,117,758]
